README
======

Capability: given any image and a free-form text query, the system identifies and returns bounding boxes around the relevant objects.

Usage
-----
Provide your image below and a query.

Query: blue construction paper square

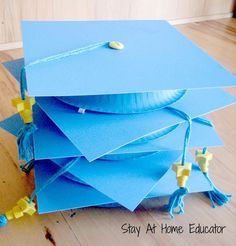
[0,108,223,160]
[0,58,233,162]
[49,151,181,211]
[36,89,235,161]
[33,105,82,159]
[35,159,114,213]
[112,119,223,155]
[33,106,223,159]
[0,113,24,136]
[35,153,211,213]
[2,58,23,83]
[51,153,212,200]
[21,21,236,96]
[148,163,211,198]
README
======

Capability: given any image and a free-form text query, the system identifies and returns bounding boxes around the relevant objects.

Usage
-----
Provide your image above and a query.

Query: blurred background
[0,0,235,49]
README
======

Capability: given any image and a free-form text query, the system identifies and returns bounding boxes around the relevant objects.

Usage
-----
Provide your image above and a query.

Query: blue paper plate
[52,152,157,185]
[131,124,178,145]
[56,90,186,114]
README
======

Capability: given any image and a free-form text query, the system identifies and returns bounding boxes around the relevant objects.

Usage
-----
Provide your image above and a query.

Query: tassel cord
[203,171,231,207]
[29,157,80,203]
[17,123,37,162]
[20,41,109,100]
[166,107,192,165]
[0,158,79,228]
[163,107,193,218]
[195,147,232,208]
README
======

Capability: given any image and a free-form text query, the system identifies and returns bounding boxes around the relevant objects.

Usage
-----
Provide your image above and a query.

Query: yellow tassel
[12,96,35,123]
[172,162,192,187]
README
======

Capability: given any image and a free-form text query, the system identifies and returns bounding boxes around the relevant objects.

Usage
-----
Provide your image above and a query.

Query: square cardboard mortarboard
[21,20,236,96]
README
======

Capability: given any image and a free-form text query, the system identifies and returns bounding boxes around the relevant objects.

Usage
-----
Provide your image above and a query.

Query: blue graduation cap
[35,89,235,161]
[3,58,235,161]
[0,107,224,160]
[34,153,211,214]
[21,20,236,97]
[0,20,235,227]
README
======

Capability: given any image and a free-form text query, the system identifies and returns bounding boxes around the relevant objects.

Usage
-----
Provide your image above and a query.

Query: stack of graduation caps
[0,20,236,226]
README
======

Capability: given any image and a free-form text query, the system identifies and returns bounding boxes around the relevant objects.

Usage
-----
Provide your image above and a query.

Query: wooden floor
[0,18,236,246]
